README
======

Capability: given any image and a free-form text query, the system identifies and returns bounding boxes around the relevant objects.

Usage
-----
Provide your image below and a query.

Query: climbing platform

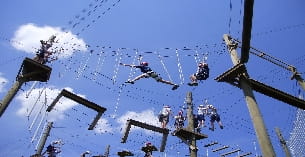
[173,128,208,141]
[117,150,134,157]
[215,63,305,110]
[121,119,169,152]
[17,57,52,82]
[46,89,106,130]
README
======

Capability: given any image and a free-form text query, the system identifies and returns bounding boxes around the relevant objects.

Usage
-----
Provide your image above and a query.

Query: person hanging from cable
[206,104,223,131]
[120,61,179,90]
[174,110,186,129]
[188,62,209,86]
[196,104,207,130]
[33,35,58,64]
[158,105,172,129]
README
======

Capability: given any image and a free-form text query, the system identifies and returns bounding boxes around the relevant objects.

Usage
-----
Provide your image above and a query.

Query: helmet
[140,62,148,66]
[178,110,183,115]
[198,62,208,67]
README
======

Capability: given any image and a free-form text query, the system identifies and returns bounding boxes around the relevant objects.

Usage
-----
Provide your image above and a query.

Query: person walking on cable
[188,62,209,86]
[206,104,223,131]
[158,105,172,128]
[120,62,179,90]
[196,104,207,129]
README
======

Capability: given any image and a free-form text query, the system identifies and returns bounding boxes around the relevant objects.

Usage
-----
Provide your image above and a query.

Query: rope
[25,81,38,98]
[27,87,46,118]
[233,38,294,71]
[76,49,93,79]
[112,48,123,84]
[175,49,185,84]
[92,48,107,81]
[157,51,173,83]
[127,49,139,80]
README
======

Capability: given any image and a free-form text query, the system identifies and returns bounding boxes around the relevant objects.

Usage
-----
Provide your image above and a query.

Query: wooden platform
[215,63,305,110]
[17,57,52,82]
[173,128,208,141]
[121,119,169,152]
[46,89,106,130]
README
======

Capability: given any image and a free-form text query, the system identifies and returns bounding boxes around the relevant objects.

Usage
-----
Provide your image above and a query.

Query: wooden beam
[120,119,169,152]
[220,149,241,156]
[240,0,254,63]
[212,145,229,152]
[215,63,305,110]
[46,89,106,130]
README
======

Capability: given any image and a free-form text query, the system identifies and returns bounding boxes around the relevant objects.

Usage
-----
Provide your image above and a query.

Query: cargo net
[288,108,305,157]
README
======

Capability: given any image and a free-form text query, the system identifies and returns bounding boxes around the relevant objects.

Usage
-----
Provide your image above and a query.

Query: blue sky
[0,0,305,157]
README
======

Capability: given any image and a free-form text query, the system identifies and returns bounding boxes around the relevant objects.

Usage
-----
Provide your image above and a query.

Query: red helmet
[140,62,148,66]
[178,110,183,115]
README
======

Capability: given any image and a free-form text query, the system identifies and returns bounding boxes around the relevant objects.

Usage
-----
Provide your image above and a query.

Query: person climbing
[174,110,186,129]
[143,142,154,157]
[193,114,201,133]
[158,105,171,129]
[206,104,223,131]
[33,35,57,64]
[120,62,179,90]
[197,104,207,129]
[188,62,209,86]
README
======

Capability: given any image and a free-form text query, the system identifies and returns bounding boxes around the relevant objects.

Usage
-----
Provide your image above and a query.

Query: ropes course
[1,0,305,156]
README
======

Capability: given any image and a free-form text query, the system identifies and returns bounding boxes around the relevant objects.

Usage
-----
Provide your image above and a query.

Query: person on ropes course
[188,62,209,86]
[206,104,224,131]
[196,104,207,130]
[120,61,179,90]
[158,105,172,129]
[174,110,186,129]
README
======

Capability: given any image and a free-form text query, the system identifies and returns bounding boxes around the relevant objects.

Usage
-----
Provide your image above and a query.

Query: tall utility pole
[275,127,291,157]
[36,122,53,155]
[223,34,276,157]
[186,92,197,157]
[0,80,24,116]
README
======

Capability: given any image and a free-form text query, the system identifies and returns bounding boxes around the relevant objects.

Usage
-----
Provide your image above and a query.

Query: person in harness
[188,62,209,86]
[174,110,186,129]
[158,105,172,128]
[206,104,224,131]
[120,61,179,90]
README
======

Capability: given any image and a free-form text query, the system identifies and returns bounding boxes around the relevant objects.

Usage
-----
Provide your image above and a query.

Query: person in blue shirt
[188,62,209,86]
[120,62,179,90]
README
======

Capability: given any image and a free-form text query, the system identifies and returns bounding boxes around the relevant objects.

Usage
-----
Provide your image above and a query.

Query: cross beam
[220,149,241,156]
[215,63,305,110]
[121,119,169,152]
[46,89,106,130]
[240,0,254,63]
[212,145,229,152]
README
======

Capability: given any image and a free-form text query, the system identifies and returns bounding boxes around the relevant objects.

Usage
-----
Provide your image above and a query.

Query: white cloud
[11,23,87,58]
[0,73,8,93]
[16,86,82,122]
[94,118,113,134]
[117,109,160,134]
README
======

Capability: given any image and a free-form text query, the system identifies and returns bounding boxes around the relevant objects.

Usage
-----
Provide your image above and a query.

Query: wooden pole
[186,92,197,157]
[223,34,276,157]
